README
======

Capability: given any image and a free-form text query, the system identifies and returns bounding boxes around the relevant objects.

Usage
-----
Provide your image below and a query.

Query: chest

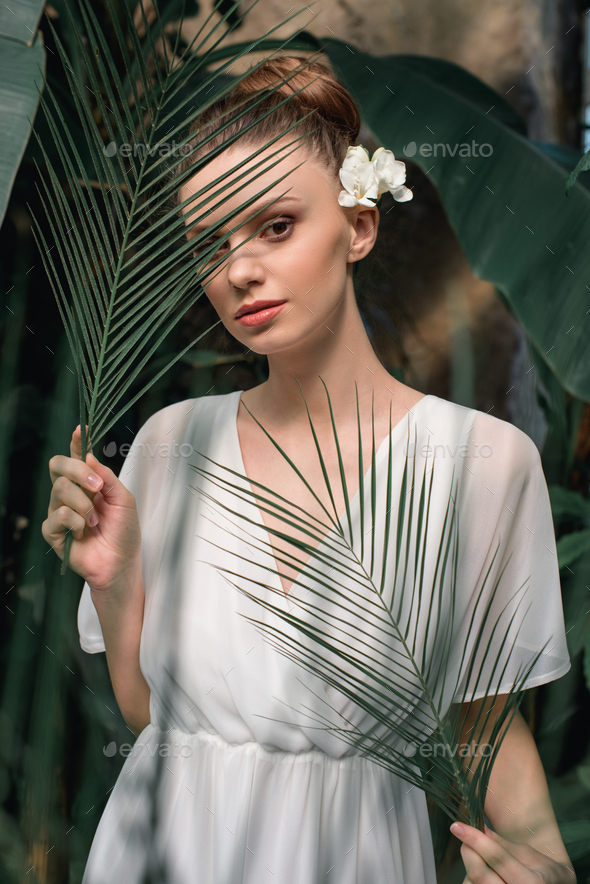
[235,406,410,596]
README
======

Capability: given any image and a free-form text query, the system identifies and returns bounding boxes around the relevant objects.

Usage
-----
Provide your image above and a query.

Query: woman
[43,56,574,883]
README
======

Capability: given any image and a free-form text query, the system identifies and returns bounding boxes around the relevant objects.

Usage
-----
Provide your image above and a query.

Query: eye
[261,217,294,240]
[191,235,220,257]
[191,216,294,260]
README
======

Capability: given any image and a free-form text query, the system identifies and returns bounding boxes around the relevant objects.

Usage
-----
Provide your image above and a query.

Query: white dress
[78,391,571,884]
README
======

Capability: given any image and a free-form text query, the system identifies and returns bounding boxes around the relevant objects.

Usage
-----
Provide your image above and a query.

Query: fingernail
[89,511,98,526]
[87,474,102,489]
[450,823,464,836]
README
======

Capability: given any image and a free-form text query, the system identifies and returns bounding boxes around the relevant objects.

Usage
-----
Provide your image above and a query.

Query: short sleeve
[77,406,179,653]
[450,418,571,704]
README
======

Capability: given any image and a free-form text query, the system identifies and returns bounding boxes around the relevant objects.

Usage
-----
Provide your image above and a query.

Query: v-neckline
[230,389,433,599]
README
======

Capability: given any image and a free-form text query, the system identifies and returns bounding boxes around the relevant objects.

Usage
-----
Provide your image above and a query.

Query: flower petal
[339,168,358,193]
[390,184,413,202]
[346,144,370,165]
[357,162,378,194]
[387,160,408,186]
[373,148,396,170]
[338,190,359,207]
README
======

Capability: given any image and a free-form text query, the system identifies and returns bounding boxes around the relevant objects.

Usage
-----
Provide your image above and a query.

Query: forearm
[482,708,570,866]
[90,561,151,738]
[457,696,571,867]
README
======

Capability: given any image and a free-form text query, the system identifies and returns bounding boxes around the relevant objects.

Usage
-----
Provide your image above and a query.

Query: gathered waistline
[141,722,377,768]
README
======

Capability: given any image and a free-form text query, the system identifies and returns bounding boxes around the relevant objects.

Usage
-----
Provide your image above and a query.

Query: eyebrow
[188,195,303,233]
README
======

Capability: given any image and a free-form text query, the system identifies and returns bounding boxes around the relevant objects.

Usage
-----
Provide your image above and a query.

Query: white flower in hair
[337,145,379,207]
[337,144,413,207]
[371,147,413,202]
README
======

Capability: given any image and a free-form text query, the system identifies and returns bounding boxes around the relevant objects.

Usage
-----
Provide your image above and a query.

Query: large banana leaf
[0,0,44,44]
[29,0,325,573]
[188,380,545,828]
[322,43,590,403]
[209,35,590,402]
[0,19,45,228]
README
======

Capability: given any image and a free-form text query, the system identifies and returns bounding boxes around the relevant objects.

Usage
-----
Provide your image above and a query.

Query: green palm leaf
[174,37,590,400]
[187,379,547,828]
[29,0,325,574]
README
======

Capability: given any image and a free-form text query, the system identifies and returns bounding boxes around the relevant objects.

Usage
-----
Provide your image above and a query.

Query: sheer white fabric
[78,391,570,884]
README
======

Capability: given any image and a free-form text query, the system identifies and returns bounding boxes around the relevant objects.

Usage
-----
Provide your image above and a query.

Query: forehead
[178,139,332,226]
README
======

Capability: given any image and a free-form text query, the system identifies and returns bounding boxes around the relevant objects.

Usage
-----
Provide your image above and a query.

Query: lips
[235,299,287,319]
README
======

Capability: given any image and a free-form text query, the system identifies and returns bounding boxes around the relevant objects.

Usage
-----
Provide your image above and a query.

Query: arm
[451,695,575,883]
[43,425,152,738]
[90,559,151,738]
[480,700,569,860]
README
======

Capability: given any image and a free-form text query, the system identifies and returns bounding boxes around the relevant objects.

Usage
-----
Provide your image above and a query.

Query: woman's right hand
[42,425,142,592]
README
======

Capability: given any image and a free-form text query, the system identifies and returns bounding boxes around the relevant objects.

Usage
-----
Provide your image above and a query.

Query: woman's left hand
[451,822,576,883]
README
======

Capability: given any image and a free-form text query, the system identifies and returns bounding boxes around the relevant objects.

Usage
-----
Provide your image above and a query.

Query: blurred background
[1,0,590,880]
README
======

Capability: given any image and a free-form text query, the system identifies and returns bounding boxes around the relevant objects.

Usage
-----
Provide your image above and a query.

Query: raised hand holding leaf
[31,0,322,574]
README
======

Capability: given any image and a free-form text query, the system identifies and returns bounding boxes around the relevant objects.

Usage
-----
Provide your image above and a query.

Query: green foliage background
[0,0,589,881]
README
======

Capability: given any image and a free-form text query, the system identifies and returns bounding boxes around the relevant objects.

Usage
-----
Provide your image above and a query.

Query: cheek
[286,223,346,281]
[200,277,228,317]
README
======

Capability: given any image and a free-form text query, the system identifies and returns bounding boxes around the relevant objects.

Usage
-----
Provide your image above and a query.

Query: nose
[226,238,266,290]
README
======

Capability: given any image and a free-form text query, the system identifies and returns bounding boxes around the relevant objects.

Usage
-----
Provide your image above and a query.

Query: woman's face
[178,139,377,356]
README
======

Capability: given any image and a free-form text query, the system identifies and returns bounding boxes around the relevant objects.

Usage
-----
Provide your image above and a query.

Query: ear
[346,204,380,263]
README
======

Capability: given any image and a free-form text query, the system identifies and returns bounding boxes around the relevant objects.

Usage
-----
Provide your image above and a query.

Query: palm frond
[29,0,327,573]
[187,379,548,828]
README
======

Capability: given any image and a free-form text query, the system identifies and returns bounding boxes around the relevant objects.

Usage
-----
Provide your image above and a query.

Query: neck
[243,288,403,433]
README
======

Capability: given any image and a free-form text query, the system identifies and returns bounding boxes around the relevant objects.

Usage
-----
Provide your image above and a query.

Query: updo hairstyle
[173,55,362,204]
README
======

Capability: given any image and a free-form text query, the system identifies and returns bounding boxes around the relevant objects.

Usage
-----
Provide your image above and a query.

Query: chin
[230,326,295,355]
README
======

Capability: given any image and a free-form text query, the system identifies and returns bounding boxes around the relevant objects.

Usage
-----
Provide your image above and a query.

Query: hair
[172,55,362,206]
[169,56,369,363]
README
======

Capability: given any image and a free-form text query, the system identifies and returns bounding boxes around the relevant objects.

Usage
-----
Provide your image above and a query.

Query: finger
[488,830,577,881]
[48,476,100,528]
[481,827,519,854]
[460,843,505,884]
[85,452,129,505]
[450,824,533,883]
[483,825,514,847]
[42,505,87,552]
[48,454,104,497]
[480,825,548,868]
[70,424,93,460]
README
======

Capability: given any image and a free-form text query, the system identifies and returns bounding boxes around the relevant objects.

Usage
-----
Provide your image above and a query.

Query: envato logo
[402,740,494,758]
[403,141,493,158]
[403,442,493,458]
[103,141,192,159]
[103,740,193,758]
[102,441,196,459]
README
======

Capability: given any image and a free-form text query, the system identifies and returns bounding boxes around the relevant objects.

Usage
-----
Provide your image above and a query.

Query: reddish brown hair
[172,55,361,205]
